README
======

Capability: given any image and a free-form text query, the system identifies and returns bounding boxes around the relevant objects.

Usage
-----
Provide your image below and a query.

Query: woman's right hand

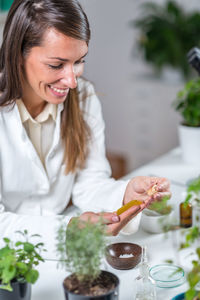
[68,198,150,236]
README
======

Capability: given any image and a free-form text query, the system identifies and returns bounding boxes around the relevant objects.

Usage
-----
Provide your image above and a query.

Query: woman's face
[21,28,88,110]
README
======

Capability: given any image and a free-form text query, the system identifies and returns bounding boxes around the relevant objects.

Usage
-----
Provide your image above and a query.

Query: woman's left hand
[123,176,171,205]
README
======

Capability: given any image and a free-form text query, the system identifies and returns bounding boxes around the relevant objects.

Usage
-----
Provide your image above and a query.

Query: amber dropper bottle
[179,202,192,228]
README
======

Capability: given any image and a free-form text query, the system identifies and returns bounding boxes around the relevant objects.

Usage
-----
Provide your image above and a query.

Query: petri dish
[149,264,185,288]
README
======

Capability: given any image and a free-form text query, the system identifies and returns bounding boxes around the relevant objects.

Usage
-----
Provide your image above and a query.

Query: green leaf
[15,241,23,247]
[185,288,197,300]
[196,247,200,259]
[3,238,10,244]
[25,269,39,284]
[23,243,34,252]
[31,234,41,238]
[2,265,16,283]
[0,283,12,291]
[16,262,28,274]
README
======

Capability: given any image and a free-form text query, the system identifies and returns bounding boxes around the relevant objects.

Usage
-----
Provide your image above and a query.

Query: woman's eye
[48,64,63,70]
[75,60,85,65]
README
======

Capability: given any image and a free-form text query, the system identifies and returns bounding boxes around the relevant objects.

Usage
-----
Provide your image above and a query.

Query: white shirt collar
[16,100,57,124]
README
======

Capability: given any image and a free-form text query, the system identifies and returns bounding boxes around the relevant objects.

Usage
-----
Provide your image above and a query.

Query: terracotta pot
[0,281,31,300]
[63,270,119,300]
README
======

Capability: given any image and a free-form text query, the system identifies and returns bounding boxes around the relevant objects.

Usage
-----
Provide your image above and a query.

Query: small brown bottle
[180,202,192,228]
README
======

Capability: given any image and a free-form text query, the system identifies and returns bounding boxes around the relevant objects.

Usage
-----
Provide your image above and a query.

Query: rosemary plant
[56,217,107,284]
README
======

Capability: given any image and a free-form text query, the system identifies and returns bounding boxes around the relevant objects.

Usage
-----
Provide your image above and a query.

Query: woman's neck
[22,98,46,119]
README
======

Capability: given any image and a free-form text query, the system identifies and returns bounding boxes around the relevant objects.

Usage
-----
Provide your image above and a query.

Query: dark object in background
[0,281,31,300]
[179,202,192,228]
[106,152,127,179]
[187,47,200,75]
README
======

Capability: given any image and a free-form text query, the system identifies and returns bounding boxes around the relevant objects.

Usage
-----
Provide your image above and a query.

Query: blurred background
[81,0,200,177]
[1,0,200,177]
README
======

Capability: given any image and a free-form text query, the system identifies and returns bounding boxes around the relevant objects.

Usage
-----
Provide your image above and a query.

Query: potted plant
[56,217,119,299]
[173,78,200,164]
[141,196,174,234]
[132,0,200,80]
[0,229,46,300]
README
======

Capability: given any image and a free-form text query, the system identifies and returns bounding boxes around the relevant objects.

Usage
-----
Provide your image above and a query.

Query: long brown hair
[0,0,91,173]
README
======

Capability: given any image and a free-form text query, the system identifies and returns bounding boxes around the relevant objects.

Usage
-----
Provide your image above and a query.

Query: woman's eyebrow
[47,52,88,61]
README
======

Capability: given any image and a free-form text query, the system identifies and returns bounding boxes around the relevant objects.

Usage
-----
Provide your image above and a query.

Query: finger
[149,177,170,191]
[107,205,141,236]
[79,212,100,223]
[97,212,120,224]
[143,198,152,207]
[152,191,172,202]
[156,178,170,192]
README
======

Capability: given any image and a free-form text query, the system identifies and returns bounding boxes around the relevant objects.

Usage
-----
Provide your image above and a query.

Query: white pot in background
[141,209,174,234]
[179,124,200,164]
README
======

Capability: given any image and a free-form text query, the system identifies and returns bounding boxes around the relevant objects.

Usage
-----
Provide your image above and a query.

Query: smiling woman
[0,0,171,256]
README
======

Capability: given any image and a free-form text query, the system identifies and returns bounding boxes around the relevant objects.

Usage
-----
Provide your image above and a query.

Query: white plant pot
[179,124,200,164]
[141,209,174,234]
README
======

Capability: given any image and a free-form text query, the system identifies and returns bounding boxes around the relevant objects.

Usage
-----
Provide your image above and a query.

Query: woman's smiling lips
[48,84,69,97]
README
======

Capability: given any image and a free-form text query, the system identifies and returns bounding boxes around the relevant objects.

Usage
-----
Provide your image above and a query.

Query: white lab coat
[0,78,128,255]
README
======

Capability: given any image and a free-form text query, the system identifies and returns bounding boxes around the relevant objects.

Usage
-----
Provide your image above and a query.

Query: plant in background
[0,230,46,291]
[173,79,200,127]
[141,195,173,234]
[176,178,200,300]
[148,195,172,215]
[180,226,200,300]
[133,0,200,79]
[185,176,200,206]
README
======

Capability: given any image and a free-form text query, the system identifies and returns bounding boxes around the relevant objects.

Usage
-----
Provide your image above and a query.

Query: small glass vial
[134,246,156,300]
[180,202,192,228]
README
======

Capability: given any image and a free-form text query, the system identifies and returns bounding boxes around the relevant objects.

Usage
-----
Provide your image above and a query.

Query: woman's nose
[61,66,77,89]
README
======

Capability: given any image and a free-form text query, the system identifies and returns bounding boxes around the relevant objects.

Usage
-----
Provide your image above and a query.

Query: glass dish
[149,264,185,288]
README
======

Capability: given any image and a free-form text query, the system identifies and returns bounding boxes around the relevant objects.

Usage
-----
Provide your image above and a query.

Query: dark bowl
[105,242,142,270]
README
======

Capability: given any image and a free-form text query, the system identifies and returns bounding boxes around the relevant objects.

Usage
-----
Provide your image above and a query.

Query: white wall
[81,0,200,172]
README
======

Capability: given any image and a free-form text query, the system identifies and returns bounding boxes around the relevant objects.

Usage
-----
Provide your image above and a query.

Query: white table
[32,148,200,300]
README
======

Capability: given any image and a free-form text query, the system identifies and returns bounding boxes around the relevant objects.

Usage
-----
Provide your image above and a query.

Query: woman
[0,0,170,243]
